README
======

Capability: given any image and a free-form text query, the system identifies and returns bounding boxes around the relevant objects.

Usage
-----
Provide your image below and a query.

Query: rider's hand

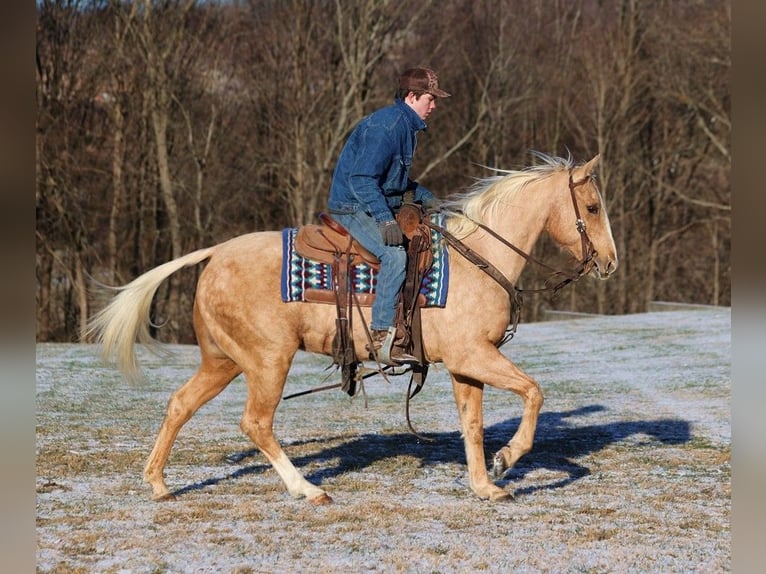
[422,197,442,213]
[379,220,404,246]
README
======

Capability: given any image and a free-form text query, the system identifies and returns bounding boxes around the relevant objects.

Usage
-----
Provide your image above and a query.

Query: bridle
[425,169,599,344]
[567,171,598,277]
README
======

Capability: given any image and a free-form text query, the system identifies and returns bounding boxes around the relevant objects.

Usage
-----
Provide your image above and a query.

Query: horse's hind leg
[239,358,332,505]
[144,355,241,501]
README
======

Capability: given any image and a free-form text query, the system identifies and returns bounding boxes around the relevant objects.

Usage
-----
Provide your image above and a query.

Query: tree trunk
[74,254,89,341]
[710,221,720,306]
[150,105,183,341]
[107,99,125,285]
[36,251,52,341]
[139,0,187,341]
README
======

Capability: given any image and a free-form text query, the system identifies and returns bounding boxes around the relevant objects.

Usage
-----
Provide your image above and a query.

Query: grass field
[36,309,730,573]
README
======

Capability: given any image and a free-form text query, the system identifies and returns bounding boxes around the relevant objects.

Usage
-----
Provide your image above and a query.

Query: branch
[696,115,730,160]
[418,60,494,180]
[638,165,730,212]
[655,216,728,247]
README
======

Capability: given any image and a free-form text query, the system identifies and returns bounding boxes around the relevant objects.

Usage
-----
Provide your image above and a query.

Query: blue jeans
[332,211,406,331]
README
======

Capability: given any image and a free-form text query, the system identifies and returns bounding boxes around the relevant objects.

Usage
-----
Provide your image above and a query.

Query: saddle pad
[281,215,449,307]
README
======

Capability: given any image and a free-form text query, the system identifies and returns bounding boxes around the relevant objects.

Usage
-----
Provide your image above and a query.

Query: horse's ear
[582,154,600,176]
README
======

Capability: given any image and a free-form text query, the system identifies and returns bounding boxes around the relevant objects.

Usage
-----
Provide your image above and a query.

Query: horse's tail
[84,246,217,381]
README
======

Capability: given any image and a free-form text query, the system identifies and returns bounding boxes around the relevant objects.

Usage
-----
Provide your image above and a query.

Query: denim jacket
[328,98,435,223]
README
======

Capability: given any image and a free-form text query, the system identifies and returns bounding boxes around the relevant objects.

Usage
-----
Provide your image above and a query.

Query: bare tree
[112,0,226,340]
[241,0,439,226]
[645,1,731,305]
[35,0,731,342]
[100,1,140,286]
[36,0,108,339]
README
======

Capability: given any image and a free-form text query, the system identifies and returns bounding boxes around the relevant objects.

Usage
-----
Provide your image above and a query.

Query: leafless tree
[35,0,731,342]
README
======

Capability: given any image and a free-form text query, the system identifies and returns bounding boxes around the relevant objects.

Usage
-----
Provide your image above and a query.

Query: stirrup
[377,327,418,366]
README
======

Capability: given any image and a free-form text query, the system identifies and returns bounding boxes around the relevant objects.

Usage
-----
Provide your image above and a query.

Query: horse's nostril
[598,259,617,278]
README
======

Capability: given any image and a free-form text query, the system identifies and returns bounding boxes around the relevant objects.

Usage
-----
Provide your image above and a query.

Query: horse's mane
[442,152,575,238]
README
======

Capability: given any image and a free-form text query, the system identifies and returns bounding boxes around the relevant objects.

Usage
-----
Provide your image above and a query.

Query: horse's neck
[462,199,548,283]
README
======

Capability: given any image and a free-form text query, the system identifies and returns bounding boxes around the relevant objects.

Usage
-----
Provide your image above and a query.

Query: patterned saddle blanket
[280,215,449,307]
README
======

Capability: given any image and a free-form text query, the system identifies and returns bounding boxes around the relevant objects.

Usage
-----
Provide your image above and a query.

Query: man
[327,66,450,365]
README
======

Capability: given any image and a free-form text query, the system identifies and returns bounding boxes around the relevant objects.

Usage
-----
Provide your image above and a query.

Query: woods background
[35,0,730,343]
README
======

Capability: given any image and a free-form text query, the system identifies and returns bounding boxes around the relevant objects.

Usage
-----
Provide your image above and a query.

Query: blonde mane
[443,152,575,238]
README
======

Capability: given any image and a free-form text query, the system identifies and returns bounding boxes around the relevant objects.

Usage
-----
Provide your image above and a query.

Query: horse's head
[549,154,618,280]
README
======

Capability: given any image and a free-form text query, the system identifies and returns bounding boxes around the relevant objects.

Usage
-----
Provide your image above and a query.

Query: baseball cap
[398,67,451,98]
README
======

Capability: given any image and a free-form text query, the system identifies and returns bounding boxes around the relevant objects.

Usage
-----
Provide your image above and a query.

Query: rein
[285,170,598,399]
[473,173,596,291]
[425,170,597,344]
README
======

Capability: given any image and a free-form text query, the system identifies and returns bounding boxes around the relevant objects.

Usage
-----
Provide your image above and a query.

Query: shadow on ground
[169,404,690,499]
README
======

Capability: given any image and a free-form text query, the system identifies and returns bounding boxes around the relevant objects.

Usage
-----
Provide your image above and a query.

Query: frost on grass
[36,309,730,573]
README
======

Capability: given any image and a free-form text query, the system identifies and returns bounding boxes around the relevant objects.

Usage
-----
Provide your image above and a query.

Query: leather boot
[368,327,418,365]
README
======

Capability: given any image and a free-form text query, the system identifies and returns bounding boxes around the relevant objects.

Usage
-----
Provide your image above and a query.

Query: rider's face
[405,92,437,121]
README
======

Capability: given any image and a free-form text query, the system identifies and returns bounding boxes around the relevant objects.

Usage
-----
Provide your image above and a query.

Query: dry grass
[36,310,730,573]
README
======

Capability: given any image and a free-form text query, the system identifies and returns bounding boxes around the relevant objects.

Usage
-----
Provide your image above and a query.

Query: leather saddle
[295,213,380,269]
[295,204,431,269]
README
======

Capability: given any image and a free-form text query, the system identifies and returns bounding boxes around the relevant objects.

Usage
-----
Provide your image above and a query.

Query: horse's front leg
[448,344,544,498]
[451,375,512,501]
[488,366,544,481]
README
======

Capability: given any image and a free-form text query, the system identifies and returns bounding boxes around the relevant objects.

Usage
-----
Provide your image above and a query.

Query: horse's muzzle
[594,257,618,279]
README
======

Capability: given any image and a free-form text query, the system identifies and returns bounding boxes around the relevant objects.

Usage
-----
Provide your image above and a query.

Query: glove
[422,196,442,213]
[379,220,404,246]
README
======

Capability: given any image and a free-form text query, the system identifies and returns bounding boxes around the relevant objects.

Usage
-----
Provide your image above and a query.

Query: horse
[87,152,618,504]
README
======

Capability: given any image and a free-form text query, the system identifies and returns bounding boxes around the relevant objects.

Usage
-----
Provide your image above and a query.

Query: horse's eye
[587,204,600,215]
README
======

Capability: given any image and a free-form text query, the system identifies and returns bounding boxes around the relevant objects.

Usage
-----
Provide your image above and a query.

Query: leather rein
[424,170,597,345]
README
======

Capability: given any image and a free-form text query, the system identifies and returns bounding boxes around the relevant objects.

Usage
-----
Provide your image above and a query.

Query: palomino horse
[88,153,617,504]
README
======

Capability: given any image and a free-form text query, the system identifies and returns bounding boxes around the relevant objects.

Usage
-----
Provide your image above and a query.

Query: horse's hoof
[489,490,514,502]
[152,491,176,502]
[309,493,334,505]
[491,455,507,480]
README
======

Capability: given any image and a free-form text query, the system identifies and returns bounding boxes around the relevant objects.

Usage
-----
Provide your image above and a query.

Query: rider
[327,66,450,365]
